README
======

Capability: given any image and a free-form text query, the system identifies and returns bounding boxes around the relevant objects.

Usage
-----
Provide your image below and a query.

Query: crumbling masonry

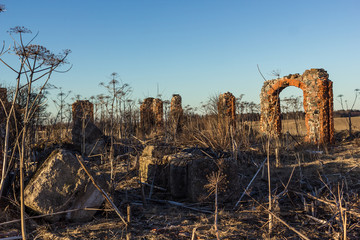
[140,97,163,135]
[218,92,236,128]
[260,68,334,144]
[170,94,183,133]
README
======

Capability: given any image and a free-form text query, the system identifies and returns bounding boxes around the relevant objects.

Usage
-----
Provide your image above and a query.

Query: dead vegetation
[1,113,360,239]
[1,28,360,240]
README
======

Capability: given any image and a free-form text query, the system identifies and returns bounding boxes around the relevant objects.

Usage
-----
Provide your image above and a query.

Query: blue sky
[1,0,359,112]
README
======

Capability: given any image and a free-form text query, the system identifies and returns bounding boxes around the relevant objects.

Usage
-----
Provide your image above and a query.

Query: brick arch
[260,69,334,144]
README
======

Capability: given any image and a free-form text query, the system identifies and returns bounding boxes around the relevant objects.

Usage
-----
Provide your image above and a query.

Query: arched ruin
[260,68,334,144]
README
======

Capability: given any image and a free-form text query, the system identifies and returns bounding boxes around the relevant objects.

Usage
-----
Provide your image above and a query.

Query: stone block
[24,149,104,222]
[139,145,176,186]
[167,152,193,198]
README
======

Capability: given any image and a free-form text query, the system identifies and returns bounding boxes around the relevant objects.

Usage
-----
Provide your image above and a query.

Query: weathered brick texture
[140,97,163,135]
[152,98,163,130]
[260,69,334,144]
[218,92,236,128]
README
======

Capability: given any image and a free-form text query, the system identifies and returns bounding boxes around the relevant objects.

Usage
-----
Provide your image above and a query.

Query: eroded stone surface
[139,145,175,185]
[140,146,240,202]
[24,149,104,222]
[260,68,334,144]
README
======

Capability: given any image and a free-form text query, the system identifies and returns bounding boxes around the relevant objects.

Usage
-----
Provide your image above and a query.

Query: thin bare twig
[295,192,360,219]
[234,158,266,209]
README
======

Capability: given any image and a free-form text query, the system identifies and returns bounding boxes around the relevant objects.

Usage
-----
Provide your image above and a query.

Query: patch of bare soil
[1,137,360,239]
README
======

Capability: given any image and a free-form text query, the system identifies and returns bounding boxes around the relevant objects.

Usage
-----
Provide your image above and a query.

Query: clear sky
[0,0,359,112]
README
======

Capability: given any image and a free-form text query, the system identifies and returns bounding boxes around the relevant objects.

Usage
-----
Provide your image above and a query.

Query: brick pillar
[140,97,155,135]
[152,98,163,132]
[317,78,334,144]
[170,94,183,134]
[218,92,236,128]
[140,97,163,135]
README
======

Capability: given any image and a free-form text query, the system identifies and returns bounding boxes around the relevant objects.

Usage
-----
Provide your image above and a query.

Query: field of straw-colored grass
[281,116,360,136]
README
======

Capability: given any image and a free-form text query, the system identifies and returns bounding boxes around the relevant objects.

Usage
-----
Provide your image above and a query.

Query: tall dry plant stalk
[0,26,70,240]
[205,168,227,240]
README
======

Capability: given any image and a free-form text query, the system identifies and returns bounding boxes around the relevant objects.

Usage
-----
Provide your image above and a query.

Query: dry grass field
[280,116,360,136]
[1,115,360,239]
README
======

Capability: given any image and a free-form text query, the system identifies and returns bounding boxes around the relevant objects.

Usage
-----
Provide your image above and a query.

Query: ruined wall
[218,92,236,128]
[170,94,183,134]
[140,97,163,135]
[260,69,334,144]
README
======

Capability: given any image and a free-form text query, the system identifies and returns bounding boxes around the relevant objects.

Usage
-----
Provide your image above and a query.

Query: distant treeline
[334,110,360,118]
[238,110,360,122]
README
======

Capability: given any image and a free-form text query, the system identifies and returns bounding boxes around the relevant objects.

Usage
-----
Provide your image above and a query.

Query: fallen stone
[24,149,104,222]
